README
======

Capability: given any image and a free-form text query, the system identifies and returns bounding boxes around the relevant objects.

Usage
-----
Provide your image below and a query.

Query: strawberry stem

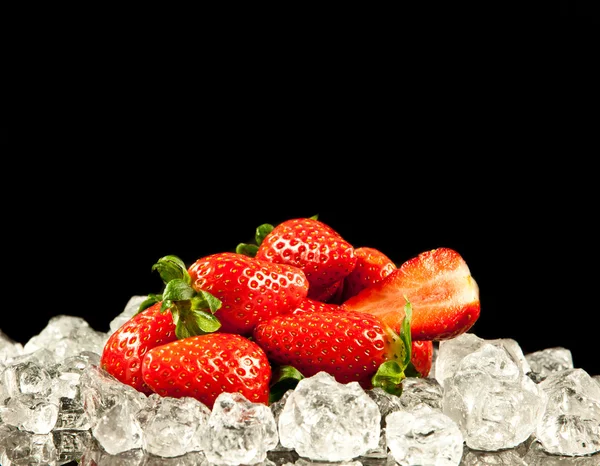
[151,255,190,285]
[236,223,274,257]
[371,297,413,397]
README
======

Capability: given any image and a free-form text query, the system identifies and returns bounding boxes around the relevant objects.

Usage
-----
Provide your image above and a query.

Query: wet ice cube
[93,400,145,455]
[2,360,53,398]
[442,343,546,451]
[140,450,208,465]
[460,446,528,465]
[80,365,148,455]
[364,387,406,458]
[137,393,211,458]
[52,429,93,464]
[79,441,145,466]
[385,404,464,466]
[22,315,107,361]
[269,389,294,451]
[80,364,148,424]
[109,295,148,335]
[278,371,381,462]
[398,376,444,411]
[0,393,59,434]
[50,351,101,400]
[23,315,91,353]
[1,429,57,465]
[54,396,91,431]
[201,391,278,466]
[536,368,600,456]
[435,333,531,388]
[0,329,24,363]
[523,438,600,465]
[525,347,574,383]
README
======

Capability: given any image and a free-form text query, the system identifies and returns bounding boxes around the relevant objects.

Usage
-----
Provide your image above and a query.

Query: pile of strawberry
[100,216,481,409]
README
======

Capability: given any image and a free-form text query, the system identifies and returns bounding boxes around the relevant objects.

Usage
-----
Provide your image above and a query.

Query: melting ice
[1,296,600,465]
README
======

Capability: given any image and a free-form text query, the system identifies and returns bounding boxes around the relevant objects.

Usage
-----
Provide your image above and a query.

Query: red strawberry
[307,279,344,303]
[290,298,433,378]
[410,340,433,377]
[342,247,480,341]
[253,217,357,300]
[293,296,343,313]
[141,333,272,409]
[338,246,397,302]
[100,301,177,394]
[187,252,309,336]
[252,308,406,389]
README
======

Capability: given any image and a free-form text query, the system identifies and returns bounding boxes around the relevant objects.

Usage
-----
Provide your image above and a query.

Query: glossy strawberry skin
[252,309,394,386]
[294,296,343,313]
[342,247,480,341]
[339,246,397,302]
[411,340,433,377]
[291,298,433,378]
[254,218,357,299]
[141,333,271,409]
[100,302,177,394]
[187,252,309,336]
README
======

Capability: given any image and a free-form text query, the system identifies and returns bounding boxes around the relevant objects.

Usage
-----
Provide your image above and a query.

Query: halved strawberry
[341,247,480,341]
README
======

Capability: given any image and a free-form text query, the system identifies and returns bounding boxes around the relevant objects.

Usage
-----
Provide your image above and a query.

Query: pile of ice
[1,296,600,466]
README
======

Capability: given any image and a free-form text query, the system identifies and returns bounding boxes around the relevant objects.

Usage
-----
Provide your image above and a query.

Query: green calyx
[269,364,305,404]
[235,215,319,258]
[371,296,414,397]
[137,255,223,340]
[236,223,274,257]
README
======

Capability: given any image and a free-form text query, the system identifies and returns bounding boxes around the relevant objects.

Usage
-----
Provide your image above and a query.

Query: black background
[6,157,598,378]
[4,7,597,378]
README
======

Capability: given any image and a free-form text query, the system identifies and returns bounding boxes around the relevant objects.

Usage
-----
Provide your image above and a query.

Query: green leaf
[399,297,413,369]
[309,214,319,220]
[269,365,305,403]
[175,309,221,339]
[160,299,174,314]
[370,296,414,396]
[152,255,190,285]
[255,223,273,246]
[236,243,259,257]
[136,294,162,314]
[371,360,405,397]
[191,290,222,314]
[403,360,422,378]
[162,279,196,302]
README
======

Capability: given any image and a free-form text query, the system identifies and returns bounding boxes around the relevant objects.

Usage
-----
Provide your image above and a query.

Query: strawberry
[338,246,397,302]
[187,252,309,336]
[342,247,480,341]
[252,306,413,392]
[307,279,344,303]
[141,333,272,409]
[410,340,434,377]
[290,297,433,378]
[294,296,344,313]
[100,301,178,394]
[252,217,357,300]
[101,256,224,394]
